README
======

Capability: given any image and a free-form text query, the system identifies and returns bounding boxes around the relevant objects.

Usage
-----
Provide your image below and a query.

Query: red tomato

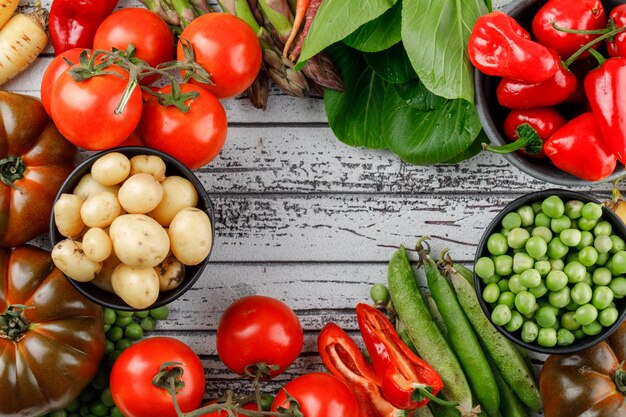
[94,8,174,85]
[140,83,227,169]
[40,48,86,115]
[50,64,143,150]
[110,337,205,417]
[271,373,360,417]
[177,13,262,98]
[200,401,257,416]
[216,296,303,378]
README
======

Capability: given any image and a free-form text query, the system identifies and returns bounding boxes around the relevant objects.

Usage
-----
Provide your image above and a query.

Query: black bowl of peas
[474,189,626,354]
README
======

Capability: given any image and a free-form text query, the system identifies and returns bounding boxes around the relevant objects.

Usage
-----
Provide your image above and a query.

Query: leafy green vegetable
[343,1,402,52]
[324,44,387,149]
[297,0,397,68]
[444,130,488,164]
[382,87,482,165]
[363,43,417,84]
[401,0,487,102]
[393,79,448,111]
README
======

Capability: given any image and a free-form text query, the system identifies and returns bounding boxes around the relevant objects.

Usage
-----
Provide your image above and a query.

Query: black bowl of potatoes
[49,147,215,311]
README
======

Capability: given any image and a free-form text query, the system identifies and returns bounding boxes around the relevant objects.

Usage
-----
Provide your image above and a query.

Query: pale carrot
[282,0,310,59]
[0,0,18,29]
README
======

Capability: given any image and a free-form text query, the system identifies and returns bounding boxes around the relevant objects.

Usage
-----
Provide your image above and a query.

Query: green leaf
[343,1,402,52]
[383,87,482,165]
[324,44,387,149]
[297,0,397,69]
[393,79,448,111]
[363,43,417,84]
[443,130,487,164]
[401,0,487,102]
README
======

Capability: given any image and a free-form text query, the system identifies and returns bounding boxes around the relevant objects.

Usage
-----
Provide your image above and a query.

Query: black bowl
[50,146,215,311]
[474,189,626,354]
[474,0,626,186]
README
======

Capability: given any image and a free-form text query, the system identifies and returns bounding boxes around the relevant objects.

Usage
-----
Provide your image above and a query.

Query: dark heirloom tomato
[0,246,105,417]
[540,321,626,417]
[0,92,76,247]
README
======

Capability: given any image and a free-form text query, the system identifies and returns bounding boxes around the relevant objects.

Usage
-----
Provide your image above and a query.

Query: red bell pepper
[318,323,401,417]
[544,112,617,181]
[468,11,559,83]
[585,56,626,164]
[608,5,626,58]
[49,0,119,56]
[503,107,567,158]
[532,0,606,59]
[496,51,577,109]
[355,304,448,411]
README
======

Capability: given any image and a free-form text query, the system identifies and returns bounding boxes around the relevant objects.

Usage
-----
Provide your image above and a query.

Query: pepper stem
[564,25,626,67]
[615,360,626,393]
[588,48,607,65]
[482,123,543,155]
[551,20,612,35]
[0,156,25,189]
[412,386,459,407]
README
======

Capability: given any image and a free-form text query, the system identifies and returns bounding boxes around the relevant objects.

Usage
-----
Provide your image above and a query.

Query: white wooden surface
[9,0,606,414]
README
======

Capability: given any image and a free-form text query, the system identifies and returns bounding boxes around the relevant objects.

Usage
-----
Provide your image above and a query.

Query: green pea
[104,339,115,354]
[561,311,581,331]
[501,228,511,238]
[483,283,500,303]
[487,233,509,255]
[140,316,157,332]
[498,292,516,309]
[517,205,535,227]
[593,267,613,286]
[90,402,109,417]
[66,400,80,413]
[551,216,572,233]
[116,310,134,318]
[547,237,569,259]
[525,236,547,260]
[483,274,502,284]
[549,258,565,271]
[125,322,144,341]
[101,388,114,408]
[574,329,586,339]
[557,328,575,346]
[583,320,603,336]
[611,235,626,254]
[530,281,548,298]
[537,327,558,347]
[491,304,512,326]
[116,339,132,352]
[543,196,565,219]
[534,260,551,277]
[546,270,568,291]
[107,350,122,367]
[502,212,522,230]
[515,291,537,316]
[594,220,613,236]
[565,200,584,219]
[579,246,599,267]
[576,231,595,250]
[521,321,539,343]
[560,229,581,247]
[494,255,513,276]
[535,306,557,328]
[532,226,553,243]
[134,310,150,319]
[513,252,534,274]
[106,326,123,342]
[508,275,528,294]
[91,370,108,390]
[532,201,543,213]
[591,286,614,310]
[597,251,610,266]
[370,284,390,305]
[111,408,125,417]
[520,269,541,288]
[535,212,551,228]
[504,310,524,332]
[594,235,613,254]
[508,228,531,249]
[103,308,117,325]
[150,305,170,320]
[582,202,603,220]
[114,315,133,328]
[564,261,586,284]
[575,304,598,326]
[548,287,571,308]
[571,282,593,305]
[579,217,598,231]
[612,251,626,275]
[497,279,510,292]
[599,307,619,327]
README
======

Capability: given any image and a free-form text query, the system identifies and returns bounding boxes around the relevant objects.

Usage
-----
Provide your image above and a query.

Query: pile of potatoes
[51,152,213,310]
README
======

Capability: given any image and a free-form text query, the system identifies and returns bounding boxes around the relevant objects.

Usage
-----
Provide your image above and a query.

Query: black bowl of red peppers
[473,0,626,185]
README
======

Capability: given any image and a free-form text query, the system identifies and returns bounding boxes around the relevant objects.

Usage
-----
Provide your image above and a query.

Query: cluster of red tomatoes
[108,296,360,417]
[40,8,262,170]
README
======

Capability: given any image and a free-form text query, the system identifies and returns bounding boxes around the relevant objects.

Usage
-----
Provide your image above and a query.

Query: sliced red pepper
[585,56,626,164]
[468,11,559,83]
[355,304,448,411]
[496,51,578,109]
[608,5,626,58]
[502,107,567,158]
[49,0,119,56]
[318,323,401,417]
[544,112,617,181]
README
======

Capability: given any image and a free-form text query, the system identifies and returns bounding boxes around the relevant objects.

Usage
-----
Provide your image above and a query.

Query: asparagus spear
[302,52,343,92]
[140,0,182,26]
[163,0,197,27]
[246,66,270,109]
[256,0,293,44]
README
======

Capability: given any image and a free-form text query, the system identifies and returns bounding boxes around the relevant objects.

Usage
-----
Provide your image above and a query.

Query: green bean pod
[425,291,449,339]
[491,360,528,417]
[450,270,542,412]
[422,249,501,417]
[453,263,475,285]
[395,318,419,354]
[387,246,472,414]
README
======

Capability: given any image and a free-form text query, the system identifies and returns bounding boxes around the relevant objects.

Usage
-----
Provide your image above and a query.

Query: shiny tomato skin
[271,373,360,417]
[216,296,303,378]
[140,83,227,169]
[177,13,262,98]
[40,48,86,115]
[94,8,174,85]
[110,337,205,417]
[50,64,143,150]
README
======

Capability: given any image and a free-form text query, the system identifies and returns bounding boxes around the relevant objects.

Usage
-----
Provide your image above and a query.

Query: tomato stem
[0,156,25,189]
[0,305,32,341]
[615,360,626,393]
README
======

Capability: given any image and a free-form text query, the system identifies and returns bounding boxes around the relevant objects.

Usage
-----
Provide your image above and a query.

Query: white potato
[169,208,212,266]
[81,191,123,228]
[155,256,185,291]
[118,173,164,214]
[149,176,199,226]
[82,227,112,262]
[91,152,131,186]
[52,239,102,282]
[111,264,160,309]
[129,155,166,181]
[91,253,122,293]
[110,214,170,267]
[73,173,120,199]
[54,193,85,238]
